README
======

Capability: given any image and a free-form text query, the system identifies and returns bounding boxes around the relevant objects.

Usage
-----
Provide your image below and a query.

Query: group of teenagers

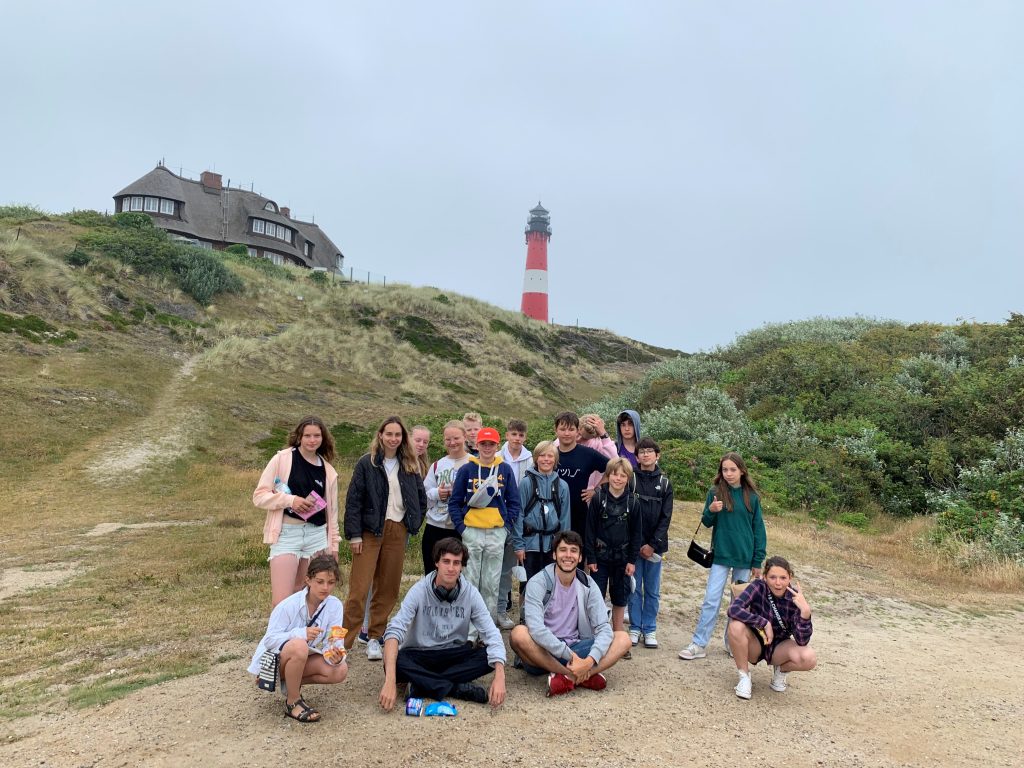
[248,410,816,723]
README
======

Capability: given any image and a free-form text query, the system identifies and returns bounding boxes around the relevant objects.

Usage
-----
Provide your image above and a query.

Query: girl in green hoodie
[678,452,767,661]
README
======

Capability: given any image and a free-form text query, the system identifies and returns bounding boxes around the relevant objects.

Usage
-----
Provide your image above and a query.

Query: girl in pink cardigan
[253,416,340,607]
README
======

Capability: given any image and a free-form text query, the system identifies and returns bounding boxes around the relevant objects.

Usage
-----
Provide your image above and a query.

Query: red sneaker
[546,673,575,697]
[577,672,607,691]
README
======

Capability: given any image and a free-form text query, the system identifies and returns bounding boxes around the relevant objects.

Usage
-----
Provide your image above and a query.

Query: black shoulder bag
[686,518,714,568]
[256,601,326,692]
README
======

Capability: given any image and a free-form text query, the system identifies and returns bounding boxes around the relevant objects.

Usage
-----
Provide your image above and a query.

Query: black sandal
[284,697,320,723]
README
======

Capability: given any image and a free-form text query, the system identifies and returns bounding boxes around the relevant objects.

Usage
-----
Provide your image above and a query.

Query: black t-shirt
[556,444,609,536]
[285,447,328,526]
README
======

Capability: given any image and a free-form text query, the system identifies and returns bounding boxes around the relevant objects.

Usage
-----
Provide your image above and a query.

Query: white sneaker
[366,638,383,661]
[770,665,788,692]
[629,630,641,646]
[735,672,752,699]
[497,612,515,630]
[678,643,706,660]
[644,631,658,649]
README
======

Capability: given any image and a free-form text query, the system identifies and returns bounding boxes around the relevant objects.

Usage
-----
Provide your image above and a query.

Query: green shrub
[79,221,240,305]
[644,387,759,452]
[173,247,242,305]
[63,210,109,227]
[394,315,472,366]
[509,361,533,378]
[64,248,91,267]
[490,318,545,351]
[220,245,295,281]
[308,270,327,286]
[112,212,155,230]
[837,511,871,530]
[656,439,729,500]
[0,204,49,224]
[0,312,77,344]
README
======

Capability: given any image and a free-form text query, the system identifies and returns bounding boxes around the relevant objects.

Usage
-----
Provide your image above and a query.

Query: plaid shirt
[727,578,813,646]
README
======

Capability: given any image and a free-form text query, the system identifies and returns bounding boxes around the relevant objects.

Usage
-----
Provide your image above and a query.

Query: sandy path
[84,355,203,485]
[3,575,1021,768]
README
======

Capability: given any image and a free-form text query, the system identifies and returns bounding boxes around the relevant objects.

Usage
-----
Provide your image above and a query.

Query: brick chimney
[280,207,290,218]
[200,171,222,190]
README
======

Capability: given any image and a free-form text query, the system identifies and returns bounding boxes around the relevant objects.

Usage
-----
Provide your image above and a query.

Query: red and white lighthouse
[520,202,552,323]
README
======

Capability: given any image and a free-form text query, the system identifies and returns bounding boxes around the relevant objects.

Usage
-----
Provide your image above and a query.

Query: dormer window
[264,201,277,212]
[251,217,294,244]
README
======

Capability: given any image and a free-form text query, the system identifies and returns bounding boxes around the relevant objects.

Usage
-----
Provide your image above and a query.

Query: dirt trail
[84,355,204,485]
[2,563,1020,767]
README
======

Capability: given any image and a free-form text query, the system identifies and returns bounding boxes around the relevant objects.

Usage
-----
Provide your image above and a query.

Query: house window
[264,202,276,212]
[247,247,257,257]
[276,224,286,240]
[253,219,265,234]
[121,197,131,213]
[264,251,283,266]
[335,254,343,272]
[131,196,143,211]
[159,199,175,215]
[144,197,159,212]
[304,241,312,257]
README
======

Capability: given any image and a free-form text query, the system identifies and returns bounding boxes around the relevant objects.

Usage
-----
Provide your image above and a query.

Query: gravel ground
[3,568,1021,768]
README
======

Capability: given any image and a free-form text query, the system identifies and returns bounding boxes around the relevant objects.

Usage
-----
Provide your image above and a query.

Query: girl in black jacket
[342,416,426,660]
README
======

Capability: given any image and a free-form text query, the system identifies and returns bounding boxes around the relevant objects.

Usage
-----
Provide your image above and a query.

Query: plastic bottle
[274,477,292,495]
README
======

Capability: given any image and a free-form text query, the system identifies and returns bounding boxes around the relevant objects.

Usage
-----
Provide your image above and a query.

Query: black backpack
[522,474,565,537]
[593,484,634,564]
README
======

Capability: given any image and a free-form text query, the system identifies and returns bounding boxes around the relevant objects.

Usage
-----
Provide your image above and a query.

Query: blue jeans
[692,563,751,647]
[628,556,663,634]
[522,637,595,676]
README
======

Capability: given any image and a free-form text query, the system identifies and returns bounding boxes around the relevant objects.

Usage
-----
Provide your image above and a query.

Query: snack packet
[322,625,348,665]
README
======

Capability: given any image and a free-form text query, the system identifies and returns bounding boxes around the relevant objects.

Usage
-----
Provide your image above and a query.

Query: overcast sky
[3,1,1021,352]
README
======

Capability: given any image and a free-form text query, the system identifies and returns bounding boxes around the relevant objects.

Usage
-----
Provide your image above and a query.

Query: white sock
[738,669,750,679]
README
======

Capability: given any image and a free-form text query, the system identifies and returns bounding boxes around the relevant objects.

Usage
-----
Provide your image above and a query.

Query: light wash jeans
[691,563,751,648]
[462,526,507,640]
[628,556,663,635]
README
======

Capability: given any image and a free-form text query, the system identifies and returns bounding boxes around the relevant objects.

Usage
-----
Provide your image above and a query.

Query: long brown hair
[713,451,758,513]
[368,416,419,474]
[287,415,335,463]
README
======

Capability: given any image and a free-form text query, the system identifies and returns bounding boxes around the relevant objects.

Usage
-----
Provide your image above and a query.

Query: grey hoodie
[499,442,534,486]
[522,563,613,664]
[382,572,507,667]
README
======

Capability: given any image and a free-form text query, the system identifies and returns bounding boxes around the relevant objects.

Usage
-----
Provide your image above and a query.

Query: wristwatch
[600,434,609,439]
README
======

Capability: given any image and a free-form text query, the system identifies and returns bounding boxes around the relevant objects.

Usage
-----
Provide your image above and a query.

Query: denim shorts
[523,637,595,676]
[268,521,328,561]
